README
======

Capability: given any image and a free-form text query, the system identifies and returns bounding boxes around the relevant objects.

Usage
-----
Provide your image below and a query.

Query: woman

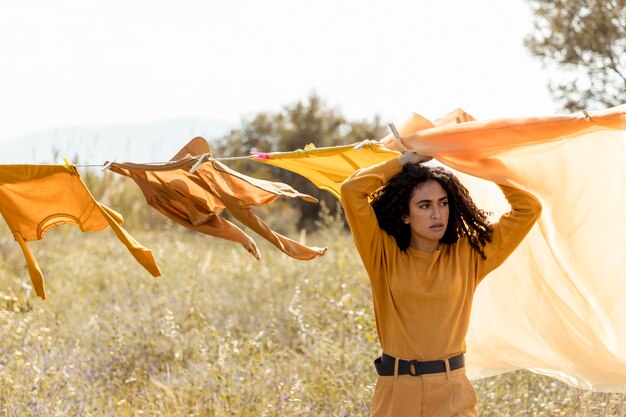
[340,152,542,417]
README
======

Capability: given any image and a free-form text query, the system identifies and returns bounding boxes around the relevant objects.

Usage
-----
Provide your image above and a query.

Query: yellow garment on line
[252,142,400,199]
[0,165,161,300]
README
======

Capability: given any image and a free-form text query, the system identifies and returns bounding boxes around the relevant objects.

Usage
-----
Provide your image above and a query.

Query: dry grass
[0,211,625,416]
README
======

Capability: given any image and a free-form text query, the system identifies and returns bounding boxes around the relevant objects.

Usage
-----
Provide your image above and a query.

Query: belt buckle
[407,359,421,376]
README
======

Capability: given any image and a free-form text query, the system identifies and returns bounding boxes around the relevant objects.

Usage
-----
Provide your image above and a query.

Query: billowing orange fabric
[0,165,161,300]
[381,106,624,159]
[380,104,626,392]
[110,137,326,260]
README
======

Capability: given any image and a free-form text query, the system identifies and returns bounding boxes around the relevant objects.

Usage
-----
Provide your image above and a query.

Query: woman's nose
[431,206,441,219]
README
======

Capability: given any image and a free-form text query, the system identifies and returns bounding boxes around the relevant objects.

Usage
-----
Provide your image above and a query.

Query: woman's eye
[441,201,448,206]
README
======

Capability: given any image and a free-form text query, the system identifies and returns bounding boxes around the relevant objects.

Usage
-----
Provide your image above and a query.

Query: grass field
[0,209,625,416]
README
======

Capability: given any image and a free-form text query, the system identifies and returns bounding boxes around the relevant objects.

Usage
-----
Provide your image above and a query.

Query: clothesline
[67,137,386,169]
[25,137,389,169]
[8,130,397,169]
[71,154,255,168]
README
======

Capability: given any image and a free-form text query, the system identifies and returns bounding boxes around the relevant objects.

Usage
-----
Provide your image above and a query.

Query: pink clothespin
[251,152,271,160]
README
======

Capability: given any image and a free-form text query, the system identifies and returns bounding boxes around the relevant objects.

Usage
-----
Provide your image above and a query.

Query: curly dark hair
[370,163,493,259]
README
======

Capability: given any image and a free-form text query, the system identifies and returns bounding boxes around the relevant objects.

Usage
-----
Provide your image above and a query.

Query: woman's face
[403,180,449,251]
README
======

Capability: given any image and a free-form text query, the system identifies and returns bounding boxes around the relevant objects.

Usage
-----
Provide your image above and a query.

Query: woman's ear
[403,217,410,224]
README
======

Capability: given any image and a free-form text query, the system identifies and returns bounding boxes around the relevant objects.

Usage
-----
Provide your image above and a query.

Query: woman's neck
[409,237,440,253]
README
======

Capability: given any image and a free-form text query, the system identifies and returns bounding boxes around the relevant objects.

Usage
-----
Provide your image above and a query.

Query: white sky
[0,0,558,144]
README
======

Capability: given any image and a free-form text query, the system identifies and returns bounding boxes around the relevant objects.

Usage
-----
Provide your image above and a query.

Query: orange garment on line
[0,165,161,300]
[109,137,326,260]
[110,158,261,259]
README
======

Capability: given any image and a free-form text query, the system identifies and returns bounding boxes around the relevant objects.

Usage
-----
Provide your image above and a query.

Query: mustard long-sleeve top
[340,158,542,361]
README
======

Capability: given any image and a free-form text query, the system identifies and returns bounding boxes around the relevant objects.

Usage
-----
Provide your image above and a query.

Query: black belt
[374,353,465,376]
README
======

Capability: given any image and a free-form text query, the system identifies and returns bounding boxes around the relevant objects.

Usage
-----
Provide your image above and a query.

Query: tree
[213,94,387,229]
[524,0,625,111]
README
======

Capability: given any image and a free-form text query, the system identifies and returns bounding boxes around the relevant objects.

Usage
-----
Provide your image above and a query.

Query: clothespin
[353,139,379,151]
[388,122,407,151]
[101,160,116,171]
[189,153,208,174]
[251,152,271,160]
[62,157,74,174]
[582,110,592,121]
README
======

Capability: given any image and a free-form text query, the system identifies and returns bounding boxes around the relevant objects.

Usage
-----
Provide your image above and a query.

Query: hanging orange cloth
[108,158,262,259]
[0,164,161,300]
[109,137,326,260]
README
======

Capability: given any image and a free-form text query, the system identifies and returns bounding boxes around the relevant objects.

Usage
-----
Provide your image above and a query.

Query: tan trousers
[370,362,477,417]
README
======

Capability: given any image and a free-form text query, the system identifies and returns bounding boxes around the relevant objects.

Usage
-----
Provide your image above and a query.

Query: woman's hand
[399,152,432,165]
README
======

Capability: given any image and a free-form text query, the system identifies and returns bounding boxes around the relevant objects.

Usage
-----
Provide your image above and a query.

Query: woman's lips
[430,223,444,230]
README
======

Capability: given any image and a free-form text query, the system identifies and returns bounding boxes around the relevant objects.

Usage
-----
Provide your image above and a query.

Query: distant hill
[0,118,236,164]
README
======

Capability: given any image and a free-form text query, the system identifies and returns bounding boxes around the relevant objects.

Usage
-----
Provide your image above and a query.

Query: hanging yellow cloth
[252,142,400,199]
[0,165,161,300]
